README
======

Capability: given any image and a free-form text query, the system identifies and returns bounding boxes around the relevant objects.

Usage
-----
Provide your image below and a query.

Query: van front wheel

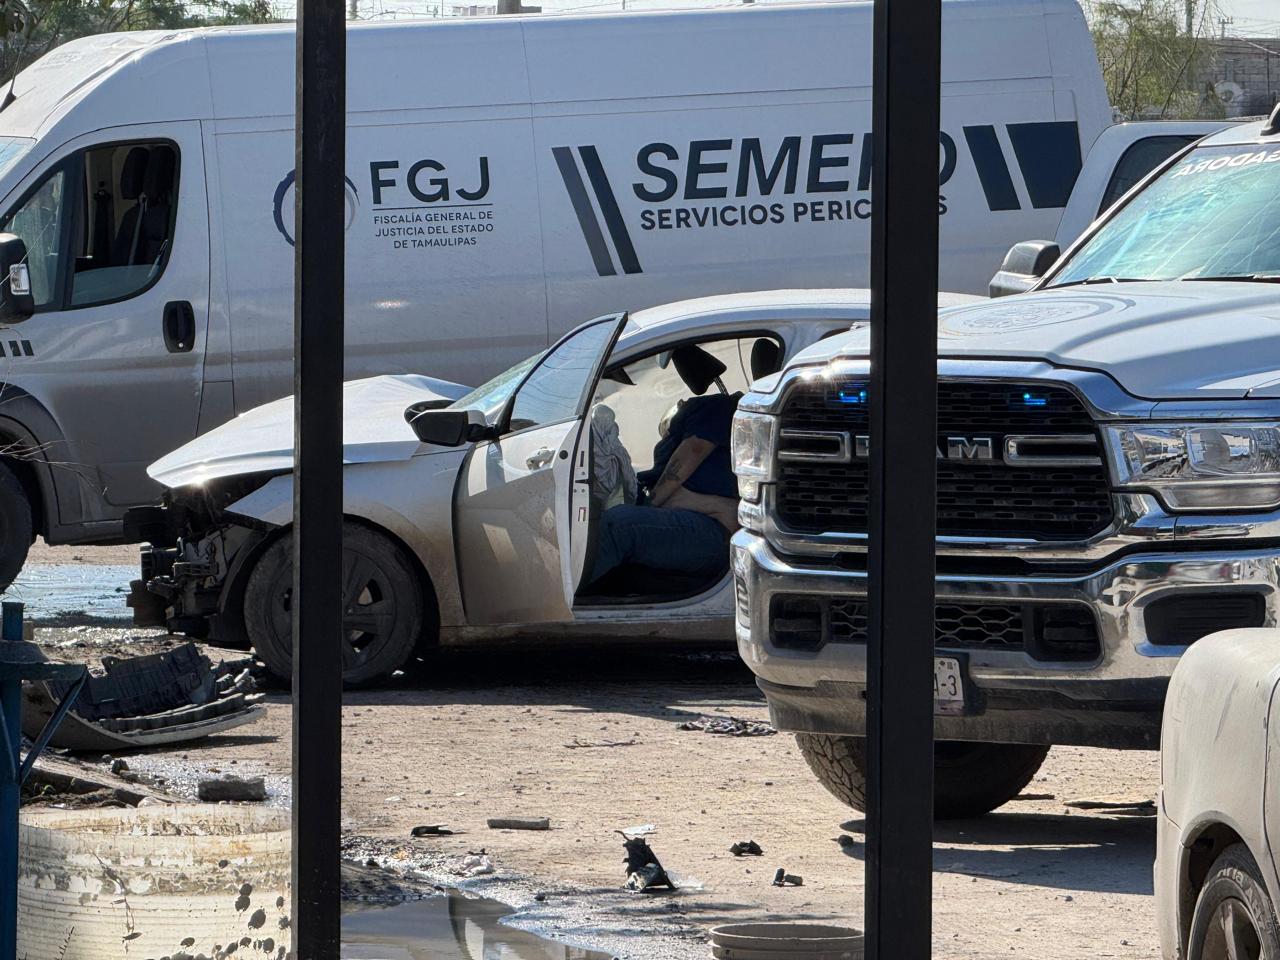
[243,523,426,688]
[795,733,1050,820]
[0,463,33,592]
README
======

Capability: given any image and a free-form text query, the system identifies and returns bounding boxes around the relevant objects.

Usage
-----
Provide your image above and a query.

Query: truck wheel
[243,523,426,688]
[795,734,1050,820]
[0,462,33,592]
[1188,844,1280,960]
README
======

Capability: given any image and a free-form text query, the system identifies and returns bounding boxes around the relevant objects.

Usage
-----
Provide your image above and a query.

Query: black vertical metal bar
[865,0,941,957]
[292,0,346,957]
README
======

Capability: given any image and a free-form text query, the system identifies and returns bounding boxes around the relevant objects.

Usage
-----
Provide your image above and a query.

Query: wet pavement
[344,892,611,959]
[2,562,134,622]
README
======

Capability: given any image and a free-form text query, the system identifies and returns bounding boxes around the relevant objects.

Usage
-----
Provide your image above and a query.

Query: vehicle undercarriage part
[20,642,264,751]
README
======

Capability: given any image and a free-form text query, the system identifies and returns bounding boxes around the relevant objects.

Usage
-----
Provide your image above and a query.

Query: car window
[507,318,620,433]
[1097,135,1196,215]
[69,142,178,307]
[0,168,66,309]
[450,352,543,425]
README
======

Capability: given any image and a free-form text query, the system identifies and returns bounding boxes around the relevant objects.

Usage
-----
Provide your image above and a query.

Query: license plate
[934,656,965,715]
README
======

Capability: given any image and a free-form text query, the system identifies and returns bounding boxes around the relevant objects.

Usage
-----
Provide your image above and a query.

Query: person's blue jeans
[590,505,729,582]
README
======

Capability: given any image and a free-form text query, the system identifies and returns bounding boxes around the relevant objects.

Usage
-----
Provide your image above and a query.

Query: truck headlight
[1107,422,1280,510]
[731,411,778,502]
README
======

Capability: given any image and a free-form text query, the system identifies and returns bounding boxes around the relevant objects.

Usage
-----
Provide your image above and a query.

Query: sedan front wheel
[1188,844,1280,960]
[244,522,426,688]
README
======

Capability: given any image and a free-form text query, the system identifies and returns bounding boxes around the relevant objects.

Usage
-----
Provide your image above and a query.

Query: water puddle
[343,891,611,960]
[1,563,134,622]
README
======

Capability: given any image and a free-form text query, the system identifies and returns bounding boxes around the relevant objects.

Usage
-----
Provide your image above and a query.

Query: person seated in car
[588,340,782,584]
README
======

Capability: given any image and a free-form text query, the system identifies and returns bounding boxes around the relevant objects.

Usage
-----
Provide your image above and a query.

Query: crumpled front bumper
[732,531,1280,749]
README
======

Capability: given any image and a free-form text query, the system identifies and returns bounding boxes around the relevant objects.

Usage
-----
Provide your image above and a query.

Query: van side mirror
[404,405,487,447]
[989,240,1061,298]
[0,234,33,323]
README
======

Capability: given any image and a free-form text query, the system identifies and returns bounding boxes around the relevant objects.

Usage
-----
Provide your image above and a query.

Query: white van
[0,0,1213,586]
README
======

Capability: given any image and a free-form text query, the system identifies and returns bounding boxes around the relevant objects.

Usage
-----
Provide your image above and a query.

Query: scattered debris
[25,754,171,808]
[21,643,265,750]
[411,824,454,837]
[197,774,267,803]
[834,835,857,849]
[730,840,764,857]
[563,736,640,749]
[619,831,676,892]
[487,816,550,831]
[620,823,656,838]
[1012,792,1056,802]
[676,716,776,737]
[461,854,494,877]
[772,868,803,887]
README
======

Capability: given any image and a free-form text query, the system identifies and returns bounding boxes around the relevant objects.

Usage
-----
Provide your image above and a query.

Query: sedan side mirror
[0,234,33,323]
[405,405,487,447]
[989,240,1061,298]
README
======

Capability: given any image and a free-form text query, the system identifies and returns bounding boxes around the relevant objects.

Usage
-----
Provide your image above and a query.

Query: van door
[453,315,625,626]
[0,122,207,520]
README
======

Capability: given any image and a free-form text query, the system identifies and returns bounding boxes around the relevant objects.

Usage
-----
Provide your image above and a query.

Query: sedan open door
[453,314,626,626]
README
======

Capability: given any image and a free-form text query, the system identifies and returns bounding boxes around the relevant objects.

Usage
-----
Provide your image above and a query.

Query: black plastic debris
[619,832,677,892]
[676,716,776,737]
[21,643,265,750]
[411,824,454,837]
[772,868,803,887]
[730,840,764,857]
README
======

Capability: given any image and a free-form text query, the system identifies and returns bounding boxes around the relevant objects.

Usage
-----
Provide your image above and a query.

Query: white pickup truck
[732,109,1280,819]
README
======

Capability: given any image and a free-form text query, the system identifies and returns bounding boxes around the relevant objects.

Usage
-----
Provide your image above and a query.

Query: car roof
[1199,118,1279,148]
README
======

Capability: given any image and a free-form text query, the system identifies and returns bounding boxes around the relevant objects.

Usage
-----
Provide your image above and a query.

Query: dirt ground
[32,610,1164,960]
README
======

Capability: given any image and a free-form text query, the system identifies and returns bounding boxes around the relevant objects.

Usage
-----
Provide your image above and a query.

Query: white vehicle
[128,290,974,685]
[0,0,1221,588]
[1157,629,1280,960]
[733,108,1280,819]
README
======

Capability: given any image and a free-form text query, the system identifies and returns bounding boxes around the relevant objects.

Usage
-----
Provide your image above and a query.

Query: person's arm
[648,435,715,507]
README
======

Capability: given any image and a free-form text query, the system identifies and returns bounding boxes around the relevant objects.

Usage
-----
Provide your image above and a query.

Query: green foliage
[0,0,276,83]
[1086,0,1223,120]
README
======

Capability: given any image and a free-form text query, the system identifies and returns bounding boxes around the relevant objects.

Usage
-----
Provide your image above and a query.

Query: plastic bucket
[18,804,291,960]
[710,923,865,960]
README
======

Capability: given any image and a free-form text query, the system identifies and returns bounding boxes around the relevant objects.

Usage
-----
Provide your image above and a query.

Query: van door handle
[526,448,555,469]
[163,301,195,353]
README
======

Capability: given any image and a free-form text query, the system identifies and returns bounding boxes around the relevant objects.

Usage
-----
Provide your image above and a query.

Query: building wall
[1206,37,1280,117]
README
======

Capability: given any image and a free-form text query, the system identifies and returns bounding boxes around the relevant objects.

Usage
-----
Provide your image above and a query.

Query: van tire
[1187,844,1280,960]
[243,522,425,688]
[0,463,33,592]
[795,734,1050,820]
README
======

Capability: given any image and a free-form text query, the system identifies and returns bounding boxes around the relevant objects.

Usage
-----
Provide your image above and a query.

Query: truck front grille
[775,379,1113,540]
[770,594,1101,662]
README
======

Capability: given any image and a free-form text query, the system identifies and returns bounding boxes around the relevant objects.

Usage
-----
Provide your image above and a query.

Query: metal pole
[865,0,941,956]
[0,604,20,960]
[292,0,346,956]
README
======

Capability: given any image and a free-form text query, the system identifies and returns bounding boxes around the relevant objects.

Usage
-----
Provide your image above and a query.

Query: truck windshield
[1051,143,1280,286]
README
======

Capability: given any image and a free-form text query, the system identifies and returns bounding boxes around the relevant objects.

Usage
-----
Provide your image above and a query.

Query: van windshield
[1051,143,1280,286]
[0,137,32,182]
[449,352,544,424]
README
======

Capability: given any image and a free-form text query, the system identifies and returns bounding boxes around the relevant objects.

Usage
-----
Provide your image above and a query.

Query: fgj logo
[272,170,361,247]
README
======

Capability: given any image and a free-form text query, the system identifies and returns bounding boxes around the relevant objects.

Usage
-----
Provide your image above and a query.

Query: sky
[1218,0,1280,37]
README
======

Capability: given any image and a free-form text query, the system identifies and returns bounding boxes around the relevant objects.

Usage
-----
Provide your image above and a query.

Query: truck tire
[795,733,1051,820]
[1187,844,1280,960]
[243,522,426,688]
[0,462,33,593]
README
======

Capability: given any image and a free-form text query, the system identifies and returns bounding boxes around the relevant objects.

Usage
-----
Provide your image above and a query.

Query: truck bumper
[733,531,1280,749]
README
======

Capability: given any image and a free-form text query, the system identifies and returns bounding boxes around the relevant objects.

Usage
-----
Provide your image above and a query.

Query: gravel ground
[32,616,1164,960]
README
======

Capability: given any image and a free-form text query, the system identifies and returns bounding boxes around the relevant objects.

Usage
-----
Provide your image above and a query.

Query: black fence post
[865,0,941,958]
[292,0,346,956]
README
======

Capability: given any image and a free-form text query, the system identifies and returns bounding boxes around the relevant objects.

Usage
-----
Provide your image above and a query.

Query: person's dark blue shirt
[638,392,742,499]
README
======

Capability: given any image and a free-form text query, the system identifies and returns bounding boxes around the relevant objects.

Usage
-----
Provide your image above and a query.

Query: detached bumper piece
[19,643,264,751]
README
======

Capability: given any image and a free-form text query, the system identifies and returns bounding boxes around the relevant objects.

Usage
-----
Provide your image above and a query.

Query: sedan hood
[813,282,1280,400]
[149,374,470,489]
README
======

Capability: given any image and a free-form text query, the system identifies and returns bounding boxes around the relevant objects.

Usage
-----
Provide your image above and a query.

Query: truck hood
[148,374,470,489]
[804,282,1280,400]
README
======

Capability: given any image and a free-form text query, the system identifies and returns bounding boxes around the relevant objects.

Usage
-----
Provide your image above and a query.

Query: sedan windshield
[448,351,543,424]
[1051,143,1280,286]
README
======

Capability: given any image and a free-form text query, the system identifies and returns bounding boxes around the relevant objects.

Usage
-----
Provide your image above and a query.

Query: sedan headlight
[731,411,778,502]
[1106,422,1280,510]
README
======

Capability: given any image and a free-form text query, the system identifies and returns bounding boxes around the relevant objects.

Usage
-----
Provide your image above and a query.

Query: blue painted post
[0,601,23,960]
